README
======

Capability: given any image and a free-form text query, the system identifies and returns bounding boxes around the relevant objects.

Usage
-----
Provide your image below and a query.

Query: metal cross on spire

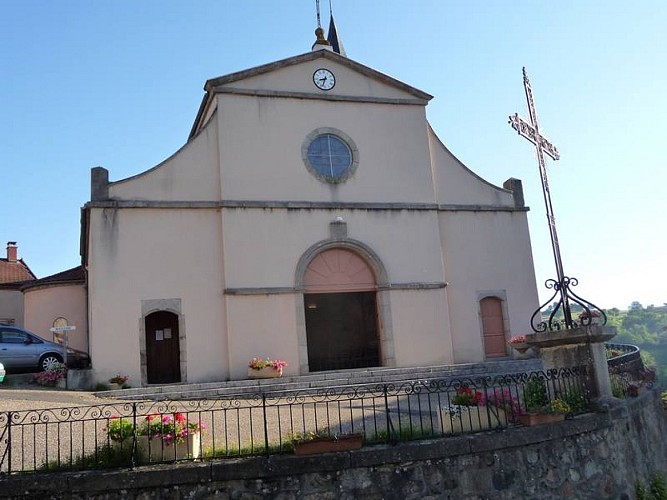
[509,67,605,332]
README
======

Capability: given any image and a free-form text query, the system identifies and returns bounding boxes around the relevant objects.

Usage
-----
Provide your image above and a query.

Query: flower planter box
[248,367,283,379]
[108,382,123,391]
[135,433,201,462]
[518,413,565,426]
[509,341,530,354]
[293,434,363,456]
[440,406,507,434]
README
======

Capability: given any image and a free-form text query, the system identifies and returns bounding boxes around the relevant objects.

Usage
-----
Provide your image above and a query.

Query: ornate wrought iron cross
[509,67,605,332]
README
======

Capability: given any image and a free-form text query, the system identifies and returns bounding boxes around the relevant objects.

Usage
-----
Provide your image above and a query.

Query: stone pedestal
[67,369,95,390]
[525,325,617,404]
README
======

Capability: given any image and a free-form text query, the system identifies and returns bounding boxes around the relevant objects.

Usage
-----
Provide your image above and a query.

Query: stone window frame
[139,298,187,386]
[301,127,360,184]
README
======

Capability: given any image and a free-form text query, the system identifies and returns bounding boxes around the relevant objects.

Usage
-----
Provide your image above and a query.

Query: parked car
[0,326,90,372]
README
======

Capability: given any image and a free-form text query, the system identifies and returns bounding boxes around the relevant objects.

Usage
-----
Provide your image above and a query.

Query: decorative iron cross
[509,67,565,287]
[509,67,605,331]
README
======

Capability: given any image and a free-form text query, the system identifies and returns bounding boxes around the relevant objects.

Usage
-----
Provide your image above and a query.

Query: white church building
[81,25,540,386]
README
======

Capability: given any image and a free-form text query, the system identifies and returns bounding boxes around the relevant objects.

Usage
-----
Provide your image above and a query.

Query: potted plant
[137,412,205,461]
[578,310,602,326]
[31,362,67,388]
[518,379,571,426]
[108,374,129,390]
[440,386,506,434]
[106,412,206,461]
[290,428,363,456]
[247,357,287,379]
[508,335,530,354]
[485,387,522,423]
[106,417,135,443]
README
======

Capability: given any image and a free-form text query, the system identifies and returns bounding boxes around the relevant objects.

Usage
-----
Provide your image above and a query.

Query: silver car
[0,326,90,371]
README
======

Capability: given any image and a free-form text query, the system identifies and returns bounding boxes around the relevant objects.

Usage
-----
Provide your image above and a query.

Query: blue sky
[2,1,665,310]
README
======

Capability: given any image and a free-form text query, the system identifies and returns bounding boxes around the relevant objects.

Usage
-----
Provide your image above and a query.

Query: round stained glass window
[303,130,358,184]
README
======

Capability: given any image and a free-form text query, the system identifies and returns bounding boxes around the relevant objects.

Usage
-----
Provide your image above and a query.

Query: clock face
[313,68,335,90]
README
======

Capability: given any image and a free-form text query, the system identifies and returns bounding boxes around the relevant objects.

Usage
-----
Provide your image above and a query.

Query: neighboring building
[21,266,87,352]
[81,24,540,386]
[0,242,36,327]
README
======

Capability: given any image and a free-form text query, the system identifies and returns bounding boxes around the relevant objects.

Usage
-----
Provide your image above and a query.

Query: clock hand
[319,76,327,83]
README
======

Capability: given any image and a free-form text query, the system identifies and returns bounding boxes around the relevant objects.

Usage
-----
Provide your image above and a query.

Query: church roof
[190,50,432,139]
[20,265,84,291]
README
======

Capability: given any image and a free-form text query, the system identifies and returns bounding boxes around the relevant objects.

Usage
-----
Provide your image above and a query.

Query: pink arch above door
[303,248,376,293]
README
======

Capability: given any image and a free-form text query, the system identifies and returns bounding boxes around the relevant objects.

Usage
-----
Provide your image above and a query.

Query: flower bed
[31,363,67,387]
[248,357,287,378]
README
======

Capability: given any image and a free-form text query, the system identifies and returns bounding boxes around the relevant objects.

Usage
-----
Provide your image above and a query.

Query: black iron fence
[606,343,651,397]
[0,367,591,475]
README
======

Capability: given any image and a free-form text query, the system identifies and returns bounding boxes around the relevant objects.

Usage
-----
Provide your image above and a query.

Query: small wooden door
[145,311,181,384]
[480,297,508,358]
[304,291,380,372]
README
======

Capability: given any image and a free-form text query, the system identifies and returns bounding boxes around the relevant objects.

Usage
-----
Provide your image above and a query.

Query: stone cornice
[84,200,529,213]
[224,282,447,296]
[214,87,428,106]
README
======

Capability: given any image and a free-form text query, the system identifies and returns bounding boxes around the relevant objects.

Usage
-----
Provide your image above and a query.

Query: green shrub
[39,444,132,472]
[636,471,667,500]
[651,472,667,500]
[561,389,588,413]
[523,379,549,412]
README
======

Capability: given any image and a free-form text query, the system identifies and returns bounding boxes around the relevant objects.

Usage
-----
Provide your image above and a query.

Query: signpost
[49,324,76,389]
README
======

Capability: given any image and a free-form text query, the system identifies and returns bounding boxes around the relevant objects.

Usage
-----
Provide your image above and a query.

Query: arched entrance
[480,296,508,358]
[145,310,181,384]
[303,248,380,372]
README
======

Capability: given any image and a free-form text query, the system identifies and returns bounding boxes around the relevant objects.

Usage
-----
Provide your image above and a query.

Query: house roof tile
[0,258,36,284]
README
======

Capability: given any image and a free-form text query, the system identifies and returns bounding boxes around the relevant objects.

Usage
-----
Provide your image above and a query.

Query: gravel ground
[0,373,111,412]
[0,374,443,473]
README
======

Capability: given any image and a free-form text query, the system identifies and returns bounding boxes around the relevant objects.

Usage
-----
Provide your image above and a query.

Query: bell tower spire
[326,1,346,57]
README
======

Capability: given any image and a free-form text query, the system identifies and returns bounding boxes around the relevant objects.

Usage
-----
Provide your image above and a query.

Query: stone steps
[99,358,543,401]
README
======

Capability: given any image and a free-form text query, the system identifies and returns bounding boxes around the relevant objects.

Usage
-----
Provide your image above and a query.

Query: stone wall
[3,389,666,499]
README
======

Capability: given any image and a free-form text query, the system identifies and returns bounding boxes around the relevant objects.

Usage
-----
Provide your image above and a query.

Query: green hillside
[606,302,667,378]
[543,301,667,378]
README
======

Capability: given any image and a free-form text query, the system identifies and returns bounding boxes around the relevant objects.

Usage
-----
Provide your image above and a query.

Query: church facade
[82,37,539,386]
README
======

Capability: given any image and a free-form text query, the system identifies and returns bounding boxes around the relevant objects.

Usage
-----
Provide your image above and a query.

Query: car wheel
[40,354,63,371]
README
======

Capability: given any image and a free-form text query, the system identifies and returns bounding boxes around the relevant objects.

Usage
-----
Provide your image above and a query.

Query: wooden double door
[304,291,380,372]
[145,311,181,384]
